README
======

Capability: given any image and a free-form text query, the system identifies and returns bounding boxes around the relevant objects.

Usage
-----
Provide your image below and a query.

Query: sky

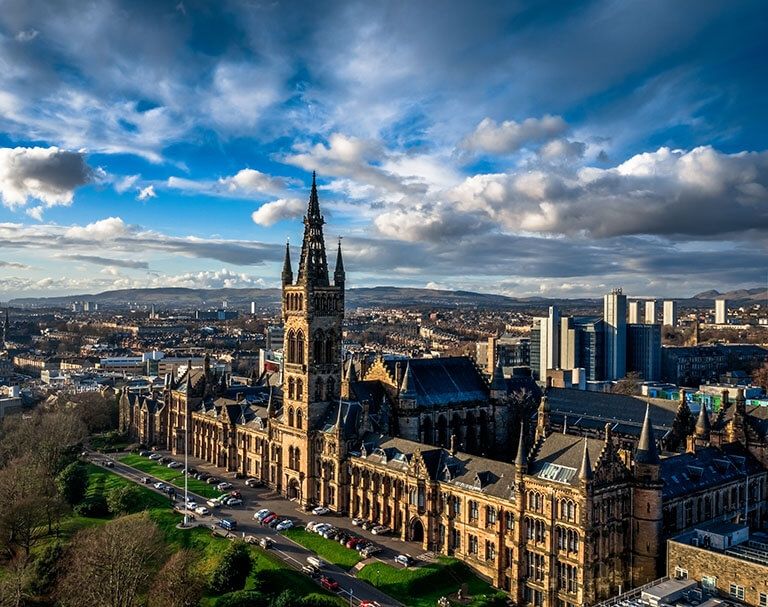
[0,0,766,301]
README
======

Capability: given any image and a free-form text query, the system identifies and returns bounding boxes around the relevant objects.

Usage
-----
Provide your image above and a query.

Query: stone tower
[631,404,664,585]
[280,173,345,506]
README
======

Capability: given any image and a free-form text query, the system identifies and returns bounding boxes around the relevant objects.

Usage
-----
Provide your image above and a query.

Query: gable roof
[382,357,488,407]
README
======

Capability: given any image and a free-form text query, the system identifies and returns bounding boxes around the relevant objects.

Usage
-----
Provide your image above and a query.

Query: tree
[0,557,34,607]
[57,462,89,505]
[57,512,165,607]
[752,362,768,391]
[214,591,267,607]
[30,540,64,596]
[106,484,145,515]
[0,458,49,558]
[611,372,642,396]
[149,550,204,607]
[273,590,300,607]
[209,541,253,595]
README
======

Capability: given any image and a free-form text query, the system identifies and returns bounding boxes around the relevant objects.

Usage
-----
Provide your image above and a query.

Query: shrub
[214,590,268,607]
[300,593,342,606]
[31,541,64,594]
[74,495,109,517]
[57,462,89,505]
[209,541,253,595]
[106,484,145,514]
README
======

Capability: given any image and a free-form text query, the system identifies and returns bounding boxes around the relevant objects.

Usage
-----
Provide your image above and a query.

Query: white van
[306,556,325,569]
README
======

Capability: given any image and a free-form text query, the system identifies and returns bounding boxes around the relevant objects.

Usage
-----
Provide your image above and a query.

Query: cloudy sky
[0,0,766,300]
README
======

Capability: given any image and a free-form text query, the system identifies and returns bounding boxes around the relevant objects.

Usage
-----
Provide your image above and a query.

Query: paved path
[90,450,411,607]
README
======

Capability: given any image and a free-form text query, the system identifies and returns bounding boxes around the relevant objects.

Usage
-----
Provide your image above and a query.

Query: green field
[283,526,362,570]
[357,557,505,607]
[119,454,224,499]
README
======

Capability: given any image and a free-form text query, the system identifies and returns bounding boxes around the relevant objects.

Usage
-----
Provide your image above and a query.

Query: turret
[694,403,711,439]
[535,392,550,440]
[489,357,506,400]
[399,360,417,403]
[578,438,593,482]
[635,404,660,470]
[334,238,345,288]
[514,422,527,474]
[282,241,293,286]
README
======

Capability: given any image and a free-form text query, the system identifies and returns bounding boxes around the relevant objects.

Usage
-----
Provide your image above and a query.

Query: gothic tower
[280,173,345,506]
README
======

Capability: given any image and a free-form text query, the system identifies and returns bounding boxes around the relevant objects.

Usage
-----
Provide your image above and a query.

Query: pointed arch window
[313,329,325,364]
[287,330,296,363]
[296,331,305,364]
[296,379,304,399]
[325,331,335,364]
[315,377,324,401]
[288,407,295,427]
[326,377,335,401]
[296,408,303,430]
[288,377,295,400]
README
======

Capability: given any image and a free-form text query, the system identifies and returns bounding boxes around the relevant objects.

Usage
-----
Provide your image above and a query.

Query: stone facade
[121,177,768,607]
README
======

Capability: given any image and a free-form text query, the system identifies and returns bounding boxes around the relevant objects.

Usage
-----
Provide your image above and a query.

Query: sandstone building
[122,177,768,607]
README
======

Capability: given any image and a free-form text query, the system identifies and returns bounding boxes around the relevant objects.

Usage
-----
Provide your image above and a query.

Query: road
[91,450,409,607]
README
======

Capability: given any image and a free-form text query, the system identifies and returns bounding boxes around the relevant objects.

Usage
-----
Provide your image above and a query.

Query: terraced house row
[121,177,768,606]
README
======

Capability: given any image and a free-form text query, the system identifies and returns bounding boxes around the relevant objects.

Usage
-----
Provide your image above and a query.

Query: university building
[121,177,768,607]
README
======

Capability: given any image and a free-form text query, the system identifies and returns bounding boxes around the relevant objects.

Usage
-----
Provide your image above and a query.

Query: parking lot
[93,448,431,607]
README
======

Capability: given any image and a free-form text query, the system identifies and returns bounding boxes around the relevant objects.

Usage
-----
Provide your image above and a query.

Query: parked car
[217,518,237,531]
[361,520,375,530]
[321,527,337,539]
[262,513,278,525]
[276,519,294,531]
[205,477,219,485]
[140,476,151,484]
[306,556,325,569]
[229,490,242,498]
[197,472,210,480]
[167,461,182,469]
[216,482,233,491]
[351,517,365,526]
[371,525,391,536]
[185,501,198,510]
[149,453,162,460]
[346,537,362,549]
[226,498,243,507]
[360,545,381,558]
[312,506,330,516]
[355,541,372,552]
[337,532,350,545]
[359,602,381,607]
[319,576,340,592]
[244,535,258,545]
[245,478,263,488]
[194,506,210,516]
[394,554,414,567]
[313,523,331,535]
[153,482,168,490]
[268,517,282,529]
[139,450,151,457]
[306,521,319,532]
[259,537,274,549]
[301,564,320,577]
[103,460,114,468]
[254,508,271,521]
[228,471,244,479]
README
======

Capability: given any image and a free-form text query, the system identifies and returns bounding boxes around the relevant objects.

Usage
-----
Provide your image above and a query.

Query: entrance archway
[287,478,301,501]
[409,517,425,543]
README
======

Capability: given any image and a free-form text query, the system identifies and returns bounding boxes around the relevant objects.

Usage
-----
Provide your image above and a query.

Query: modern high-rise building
[530,307,560,381]
[250,301,257,315]
[627,323,661,381]
[559,316,605,381]
[560,316,576,370]
[604,288,627,380]
[715,299,727,324]
[663,300,677,326]
[644,300,657,324]
[628,300,641,324]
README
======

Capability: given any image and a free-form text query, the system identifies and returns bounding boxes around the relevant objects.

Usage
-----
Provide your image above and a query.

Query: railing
[591,577,670,607]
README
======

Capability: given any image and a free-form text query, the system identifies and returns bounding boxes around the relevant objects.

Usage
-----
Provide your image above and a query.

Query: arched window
[325,331,335,364]
[288,377,295,399]
[296,379,304,399]
[287,330,296,363]
[314,330,325,364]
[315,377,324,401]
[288,407,294,427]
[296,409,303,430]
[296,331,305,364]
[326,377,335,401]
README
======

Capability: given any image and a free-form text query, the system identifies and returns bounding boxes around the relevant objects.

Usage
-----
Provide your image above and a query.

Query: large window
[470,500,479,521]
[525,551,545,582]
[730,584,745,600]
[468,534,478,555]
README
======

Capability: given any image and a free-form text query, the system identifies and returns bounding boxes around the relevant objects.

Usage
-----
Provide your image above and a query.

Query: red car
[319,576,340,592]
[262,513,278,525]
[359,602,381,607]
[346,537,362,549]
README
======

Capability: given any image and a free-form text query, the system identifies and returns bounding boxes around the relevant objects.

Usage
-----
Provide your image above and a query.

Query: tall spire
[282,241,293,286]
[578,438,593,481]
[515,422,527,468]
[345,356,358,383]
[399,360,416,399]
[635,404,660,465]
[296,172,329,286]
[334,238,345,287]
[490,357,506,392]
[695,403,711,438]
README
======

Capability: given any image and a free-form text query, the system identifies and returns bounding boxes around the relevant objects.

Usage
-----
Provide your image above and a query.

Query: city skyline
[1,1,767,300]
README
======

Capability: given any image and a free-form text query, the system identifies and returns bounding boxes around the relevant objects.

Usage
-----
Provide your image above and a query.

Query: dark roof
[383,357,488,407]
[660,443,764,500]
[528,433,605,486]
[546,388,678,436]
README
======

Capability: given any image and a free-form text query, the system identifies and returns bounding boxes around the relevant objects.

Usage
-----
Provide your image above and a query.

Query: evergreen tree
[210,542,252,595]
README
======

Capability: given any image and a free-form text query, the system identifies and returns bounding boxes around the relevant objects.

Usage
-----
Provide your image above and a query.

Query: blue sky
[0,0,766,300]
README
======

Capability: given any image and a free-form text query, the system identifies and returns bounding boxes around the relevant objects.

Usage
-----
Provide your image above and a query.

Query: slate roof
[528,433,606,486]
[546,388,679,437]
[660,443,764,500]
[320,400,364,437]
[383,357,489,407]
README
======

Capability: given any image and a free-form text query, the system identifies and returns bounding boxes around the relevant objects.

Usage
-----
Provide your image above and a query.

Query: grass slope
[283,527,362,570]
[119,454,224,498]
[357,557,502,607]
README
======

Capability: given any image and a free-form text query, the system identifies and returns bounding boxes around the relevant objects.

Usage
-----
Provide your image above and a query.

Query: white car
[312,506,330,516]
[306,521,318,531]
[185,501,198,510]
[153,482,168,490]
[167,461,182,468]
[394,554,414,567]
[254,508,271,521]
[217,482,233,491]
[194,506,210,516]
[371,525,391,536]
[206,499,221,509]
[226,498,243,507]
[313,523,331,535]
[149,453,162,460]
[351,517,365,526]
[276,519,294,531]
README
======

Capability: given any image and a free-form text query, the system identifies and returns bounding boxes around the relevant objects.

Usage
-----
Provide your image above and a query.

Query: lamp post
[183,412,189,527]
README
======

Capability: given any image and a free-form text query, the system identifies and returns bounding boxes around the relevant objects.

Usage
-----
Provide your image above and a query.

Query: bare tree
[57,513,166,607]
[0,557,34,607]
[148,549,204,607]
[0,458,49,559]
[611,372,642,396]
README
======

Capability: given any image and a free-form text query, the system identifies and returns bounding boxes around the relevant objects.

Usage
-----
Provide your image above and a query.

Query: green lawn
[119,454,224,499]
[283,526,362,570]
[357,557,505,607]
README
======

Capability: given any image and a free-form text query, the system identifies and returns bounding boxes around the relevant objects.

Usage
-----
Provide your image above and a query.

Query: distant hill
[9,285,765,311]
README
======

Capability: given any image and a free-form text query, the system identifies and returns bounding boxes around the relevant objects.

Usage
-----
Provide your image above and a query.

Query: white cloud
[137,185,156,200]
[0,146,92,209]
[156,268,267,289]
[251,198,305,226]
[15,29,39,42]
[114,174,139,193]
[166,168,292,199]
[462,115,568,154]
[64,217,129,240]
